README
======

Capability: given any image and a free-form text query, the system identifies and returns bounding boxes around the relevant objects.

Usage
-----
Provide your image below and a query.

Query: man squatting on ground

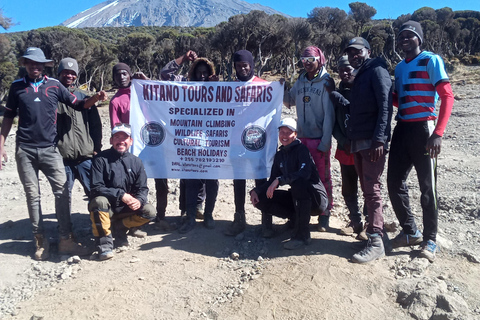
[329,55,368,241]
[89,123,156,260]
[0,47,107,260]
[160,50,220,233]
[224,49,268,237]
[388,21,454,262]
[250,118,328,250]
[56,57,102,211]
[344,37,393,264]
[283,46,335,232]
[108,62,158,237]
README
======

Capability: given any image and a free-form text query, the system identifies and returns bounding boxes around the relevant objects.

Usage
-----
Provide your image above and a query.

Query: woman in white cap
[250,118,328,250]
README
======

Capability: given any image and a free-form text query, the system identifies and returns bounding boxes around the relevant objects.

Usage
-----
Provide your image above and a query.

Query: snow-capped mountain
[61,0,287,28]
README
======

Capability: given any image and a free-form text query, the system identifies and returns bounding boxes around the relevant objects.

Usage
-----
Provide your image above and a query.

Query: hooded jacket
[284,67,335,152]
[56,87,102,161]
[254,139,327,209]
[90,148,149,214]
[348,57,393,144]
[160,57,215,81]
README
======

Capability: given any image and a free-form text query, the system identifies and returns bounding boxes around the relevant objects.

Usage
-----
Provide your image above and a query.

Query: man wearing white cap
[0,47,106,260]
[250,118,327,250]
[89,123,156,260]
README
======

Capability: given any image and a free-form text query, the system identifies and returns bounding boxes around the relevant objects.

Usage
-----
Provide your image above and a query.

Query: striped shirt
[394,51,448,122]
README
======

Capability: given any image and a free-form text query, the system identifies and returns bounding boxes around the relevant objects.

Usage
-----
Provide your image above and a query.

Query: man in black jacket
[250,118,327,250]
[344,37,393,264]
[89,123,156,260]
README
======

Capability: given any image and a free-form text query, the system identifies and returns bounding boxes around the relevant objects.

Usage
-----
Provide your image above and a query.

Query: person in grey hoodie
[284,46,335,232]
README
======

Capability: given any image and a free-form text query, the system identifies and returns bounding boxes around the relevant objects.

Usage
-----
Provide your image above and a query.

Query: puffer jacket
[348,57,393,144]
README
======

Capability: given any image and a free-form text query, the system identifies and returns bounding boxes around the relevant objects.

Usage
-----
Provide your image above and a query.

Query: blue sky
[1,0,479,33]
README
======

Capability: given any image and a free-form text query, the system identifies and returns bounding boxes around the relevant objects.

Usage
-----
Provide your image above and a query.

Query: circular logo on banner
[241,125,266,152]
[141,122,165,147]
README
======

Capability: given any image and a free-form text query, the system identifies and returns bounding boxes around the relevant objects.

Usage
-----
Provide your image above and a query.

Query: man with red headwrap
[284,46,335,232]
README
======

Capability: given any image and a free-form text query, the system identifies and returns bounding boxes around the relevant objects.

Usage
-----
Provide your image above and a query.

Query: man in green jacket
[56,57,103,211]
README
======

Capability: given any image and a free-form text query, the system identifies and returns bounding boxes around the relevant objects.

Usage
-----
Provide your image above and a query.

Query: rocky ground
[0,70,479,320]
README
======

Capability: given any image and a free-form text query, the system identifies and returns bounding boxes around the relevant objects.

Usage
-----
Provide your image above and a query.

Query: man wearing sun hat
[0,47,106,260]
[89,123,156,260]
[250,118,328,250]
[344,37,393,264]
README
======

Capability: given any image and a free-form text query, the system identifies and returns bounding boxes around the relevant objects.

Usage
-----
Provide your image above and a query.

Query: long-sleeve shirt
[4,76,86,147]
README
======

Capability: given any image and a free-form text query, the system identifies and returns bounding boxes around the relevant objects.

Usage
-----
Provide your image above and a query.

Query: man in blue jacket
[344,37,393,264]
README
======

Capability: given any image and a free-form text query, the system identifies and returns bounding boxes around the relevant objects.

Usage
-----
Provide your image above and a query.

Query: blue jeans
[64,158,92,211]
[15,145,72,238]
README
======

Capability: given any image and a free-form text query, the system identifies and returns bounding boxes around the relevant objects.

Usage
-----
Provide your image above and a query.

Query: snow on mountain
[61,0,287,28]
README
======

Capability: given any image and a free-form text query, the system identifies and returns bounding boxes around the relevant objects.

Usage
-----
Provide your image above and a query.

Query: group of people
[0,20,453,264]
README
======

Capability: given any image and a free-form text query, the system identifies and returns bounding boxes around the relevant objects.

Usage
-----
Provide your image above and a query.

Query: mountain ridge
[61,0,288,28]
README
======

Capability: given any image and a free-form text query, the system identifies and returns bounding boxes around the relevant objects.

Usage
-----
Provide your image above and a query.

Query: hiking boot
[178,217,196,234]
[261,226,275,238]
[419,240,437,262]
[34,234,50,261]
[352,233,385,264]
[317,214,329,232]
[112,220,129,247]
[154,218,177,231]
[391,230,423,249]
[340,221,363,236]
[196,207,204,220]
[283,237,311,250]
[203,213,215,229]
[224,211,246,236]
[128,227,147,238]
[58,233,91,256]
[98,250,114,261]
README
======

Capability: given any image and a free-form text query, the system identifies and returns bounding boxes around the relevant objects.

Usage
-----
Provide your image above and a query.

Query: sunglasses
[301,56,320,63]
[114,123,131,128]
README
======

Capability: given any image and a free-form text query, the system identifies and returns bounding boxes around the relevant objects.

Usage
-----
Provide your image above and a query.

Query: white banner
[130,80,283,179]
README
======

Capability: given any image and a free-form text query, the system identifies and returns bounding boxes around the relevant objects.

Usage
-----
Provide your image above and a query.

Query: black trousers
[185,179,219,219]
[387,121,438,242]
[340,163,367,223]
[155,178,206,218]
[255,178,326,242]
[233,179,267,213]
